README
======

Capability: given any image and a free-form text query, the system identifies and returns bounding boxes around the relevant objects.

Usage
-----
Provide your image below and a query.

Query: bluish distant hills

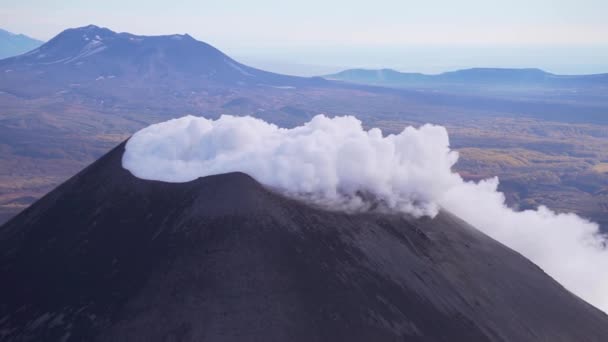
[325,67,608,88]
[0,28,43,59]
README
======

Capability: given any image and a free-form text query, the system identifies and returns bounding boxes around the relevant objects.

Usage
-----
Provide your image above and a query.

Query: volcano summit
[1,116,608,341]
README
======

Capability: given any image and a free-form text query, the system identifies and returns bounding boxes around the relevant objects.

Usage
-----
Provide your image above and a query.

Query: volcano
[1,142,608,341]
[0,25,325,97]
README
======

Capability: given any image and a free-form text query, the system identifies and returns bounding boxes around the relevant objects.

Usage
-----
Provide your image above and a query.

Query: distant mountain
[0,25,325,94]
[0,28,43,59]
[325,68,608,88]
[2,141,608,341]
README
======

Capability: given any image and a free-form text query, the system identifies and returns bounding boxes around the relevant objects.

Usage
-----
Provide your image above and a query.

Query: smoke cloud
[122,114,608,313]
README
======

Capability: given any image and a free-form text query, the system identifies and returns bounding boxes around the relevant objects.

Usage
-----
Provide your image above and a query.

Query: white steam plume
[122,114,608,313]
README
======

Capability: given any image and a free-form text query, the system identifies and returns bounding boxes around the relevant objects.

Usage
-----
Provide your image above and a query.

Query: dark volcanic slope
[1,144,608,342]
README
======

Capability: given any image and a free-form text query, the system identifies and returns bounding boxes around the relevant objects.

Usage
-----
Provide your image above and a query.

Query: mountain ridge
[0,24,327,91]
[324,67,608,88]
[0,28,43,59]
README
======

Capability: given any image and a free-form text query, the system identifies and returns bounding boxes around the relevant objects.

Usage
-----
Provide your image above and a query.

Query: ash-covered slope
[1,143,608,342]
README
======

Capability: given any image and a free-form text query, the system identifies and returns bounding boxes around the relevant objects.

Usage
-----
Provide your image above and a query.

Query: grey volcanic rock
[1,142,608,341]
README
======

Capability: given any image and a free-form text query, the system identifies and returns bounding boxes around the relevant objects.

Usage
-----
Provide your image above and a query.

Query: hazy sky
[2,0,608,74]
